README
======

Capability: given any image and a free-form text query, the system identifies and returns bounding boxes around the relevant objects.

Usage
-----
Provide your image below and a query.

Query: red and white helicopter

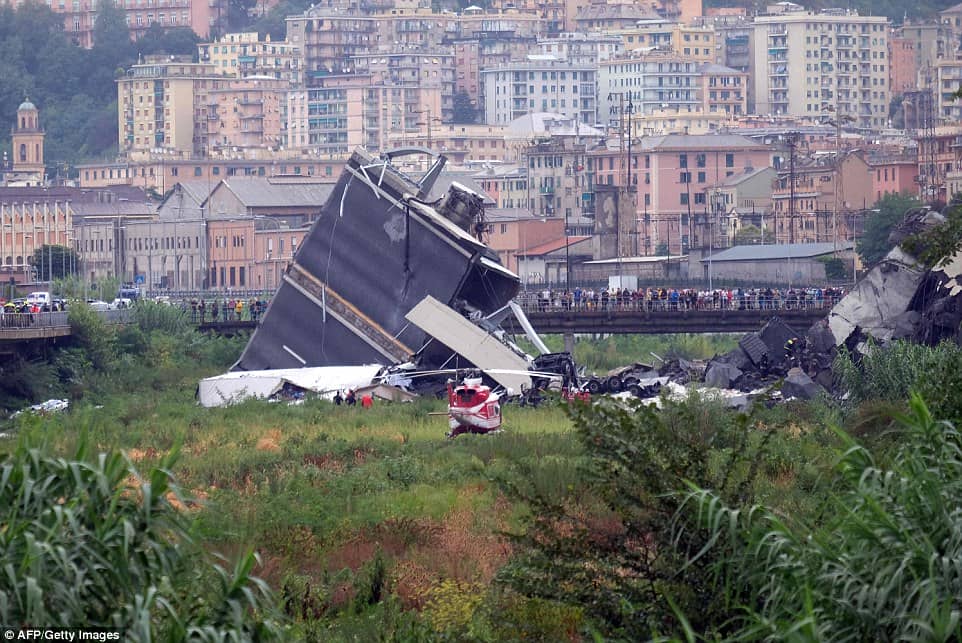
[446,375,503,437]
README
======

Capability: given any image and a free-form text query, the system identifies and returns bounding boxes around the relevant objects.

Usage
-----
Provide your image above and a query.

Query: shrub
[834,340,962,423]
[496,394,771,639]
[681,394,962,641]
[0,438,282,639]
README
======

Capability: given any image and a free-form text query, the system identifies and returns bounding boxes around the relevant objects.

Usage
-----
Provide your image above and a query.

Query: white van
[26,291,51,306]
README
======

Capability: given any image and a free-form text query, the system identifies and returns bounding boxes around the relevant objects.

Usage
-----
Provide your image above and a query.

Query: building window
[725,153,734,167]
[679,153,688,168]
[680,193,689,205]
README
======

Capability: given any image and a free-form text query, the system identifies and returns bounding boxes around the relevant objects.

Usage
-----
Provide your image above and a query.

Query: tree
[857,192,920,266]
[29,245,79,281]
[452,90,478,124]
[733,223,775,245]
[497,396,769,639]
[902,198,962,267]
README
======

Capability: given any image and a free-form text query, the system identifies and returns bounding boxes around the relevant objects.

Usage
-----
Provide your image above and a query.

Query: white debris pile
[12,398,70,418]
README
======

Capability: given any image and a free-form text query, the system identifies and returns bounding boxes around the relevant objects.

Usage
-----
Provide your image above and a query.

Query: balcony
[539,185,555,195]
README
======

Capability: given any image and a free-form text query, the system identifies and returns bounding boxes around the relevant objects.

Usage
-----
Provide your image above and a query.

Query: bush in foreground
[681,394,962,641]
[0,439,282,640]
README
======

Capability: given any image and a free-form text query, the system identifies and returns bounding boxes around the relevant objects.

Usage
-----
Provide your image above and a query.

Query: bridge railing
[0,309,134,332]
[515,291,843,314]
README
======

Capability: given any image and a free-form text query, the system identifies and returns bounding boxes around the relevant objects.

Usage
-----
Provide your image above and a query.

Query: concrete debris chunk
[704,362,743,389]
[781,368,824,400]
[827,246,925,347]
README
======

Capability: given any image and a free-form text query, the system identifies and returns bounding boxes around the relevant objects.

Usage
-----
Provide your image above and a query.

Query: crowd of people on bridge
[523,286,847,313]
[186,298,268,323]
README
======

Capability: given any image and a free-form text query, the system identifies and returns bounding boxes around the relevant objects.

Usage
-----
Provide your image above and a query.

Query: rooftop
[704,242,854,262]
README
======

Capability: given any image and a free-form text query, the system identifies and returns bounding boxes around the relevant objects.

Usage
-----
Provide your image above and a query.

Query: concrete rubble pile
[699,208,962,404]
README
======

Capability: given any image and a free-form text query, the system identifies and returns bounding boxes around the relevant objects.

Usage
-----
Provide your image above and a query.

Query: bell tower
[11,99,45,176]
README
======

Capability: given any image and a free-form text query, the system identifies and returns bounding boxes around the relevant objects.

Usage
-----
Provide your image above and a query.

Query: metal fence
[514,289,844,313]
[0,308,133,331]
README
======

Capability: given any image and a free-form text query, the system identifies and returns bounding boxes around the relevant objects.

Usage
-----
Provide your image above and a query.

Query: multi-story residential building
[888,33,918,97]
[935,57,962,122]
[205,78,287,154]
[614,20,717,64]
[197,32,300,85]
[917,125,962,203]
[889,22,954,96]
[481,60,597,125]
[586,134,774,254]
[771,151,873,244]
[351,51,456,123]
[458,9,546,40]
[751,7,889,128]
[285,76,366,156]
[699,63,748,117]
[534,33,623,66]
[867,153,918,202]
[285,8,380,81]
[388,124,511,162]
[451,35,539,113]
[598,50,706,126]
[573,0,659,32]
[698,14,753,72]
[117,56,226,158]
[0,0,219,48]
[515,114,605,233]
[474,165,530,209]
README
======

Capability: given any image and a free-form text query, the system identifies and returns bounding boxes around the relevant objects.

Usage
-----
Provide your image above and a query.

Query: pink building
[206,78,287,153]
[889,35,918,98]
[589,134,774,254]
[869,156,919,203]
[454,40,481,109]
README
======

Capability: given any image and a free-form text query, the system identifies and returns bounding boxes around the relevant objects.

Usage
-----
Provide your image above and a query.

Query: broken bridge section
[234,149,521,372]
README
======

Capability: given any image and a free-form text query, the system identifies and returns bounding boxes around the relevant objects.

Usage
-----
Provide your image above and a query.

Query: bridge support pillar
[563,332,575,355]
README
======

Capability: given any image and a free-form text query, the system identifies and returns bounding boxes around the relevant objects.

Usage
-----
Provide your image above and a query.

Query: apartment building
[534,33,623,66]
[935,57,962,122]
[285,77,365,156]
[573,1,659,32]
[117,56,226,157]
[452,35,539,111]
[481,60,598,125]
[515,115,605,232]
[387,124,511,163]
[197,32,300,85]
[351,51,456,124]
[614,20,717,64]
[285,9,379,81]
[205,78,287,154]
[598,50,705,126]
[700,63,748,117]
[751,8,890,128]
[888,33,918,97]
[586,134,774,254]
[0,0,218,48]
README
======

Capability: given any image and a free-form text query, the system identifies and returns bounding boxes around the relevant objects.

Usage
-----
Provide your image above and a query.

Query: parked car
[26,291,51,306]
[86,299,112,311]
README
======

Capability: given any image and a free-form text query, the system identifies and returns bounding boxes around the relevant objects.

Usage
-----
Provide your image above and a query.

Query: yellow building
[117,56,226,158]
[614,20,717,63]
[9,99,45,185]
